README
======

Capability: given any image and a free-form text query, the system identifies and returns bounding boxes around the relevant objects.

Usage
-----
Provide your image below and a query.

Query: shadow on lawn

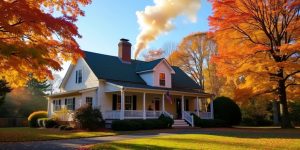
[91,143,174,150]
[196,128,300,139]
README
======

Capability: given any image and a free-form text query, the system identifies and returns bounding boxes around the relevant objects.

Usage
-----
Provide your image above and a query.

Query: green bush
[74,105,104,130]
[111,116,173,131]
[64,126,74,131]
[289,101,300,126]
[241,117,273,126]
[211,96,242,125]
[158,114,174,128]
[59,125,67,130]
[44,119,57,128]
[28,111,48,127]
[192,113,228,128]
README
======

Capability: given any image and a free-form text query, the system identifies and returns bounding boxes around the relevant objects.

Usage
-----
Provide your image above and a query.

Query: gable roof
[135,58,163,72]
[83,51,202,91]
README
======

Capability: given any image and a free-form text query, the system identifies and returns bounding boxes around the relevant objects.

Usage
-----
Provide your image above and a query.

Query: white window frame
[66,98,75,110]
[53,100,61,111]
[75,69,82,84]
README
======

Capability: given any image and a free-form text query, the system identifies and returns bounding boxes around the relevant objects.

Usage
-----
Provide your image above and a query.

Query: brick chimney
[118,38,132,63]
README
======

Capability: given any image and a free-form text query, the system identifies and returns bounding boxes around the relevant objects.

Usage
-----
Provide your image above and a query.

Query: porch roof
[108,80,211,97]
[47,87,97,98]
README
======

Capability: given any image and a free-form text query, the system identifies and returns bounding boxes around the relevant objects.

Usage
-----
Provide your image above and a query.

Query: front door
[154,100,160,111]
[176,98,182,119]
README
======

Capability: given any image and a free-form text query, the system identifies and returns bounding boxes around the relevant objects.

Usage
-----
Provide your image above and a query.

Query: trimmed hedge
[111,114,173,131]
[28,111,48,128]
[192,113,228,128]
[211,96,242,125]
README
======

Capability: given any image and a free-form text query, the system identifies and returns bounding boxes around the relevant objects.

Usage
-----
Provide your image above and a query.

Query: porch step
[172,119,191,128]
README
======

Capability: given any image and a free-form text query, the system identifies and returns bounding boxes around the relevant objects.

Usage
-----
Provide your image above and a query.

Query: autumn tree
[0,0,91,87]
[209,0,300,128]
[168,32,217,91]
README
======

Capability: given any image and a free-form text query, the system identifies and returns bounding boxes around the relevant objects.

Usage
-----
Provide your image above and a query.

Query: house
[47,39,214,127]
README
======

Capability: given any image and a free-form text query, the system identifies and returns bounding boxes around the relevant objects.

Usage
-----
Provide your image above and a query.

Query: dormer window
[75,69,82,83]
[159,73,165,86]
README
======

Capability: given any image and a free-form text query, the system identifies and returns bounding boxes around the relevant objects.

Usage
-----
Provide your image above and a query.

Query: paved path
[0,129,207,150]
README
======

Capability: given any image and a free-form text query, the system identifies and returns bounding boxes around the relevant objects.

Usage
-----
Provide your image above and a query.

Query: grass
[89,128,300,150]
[0,127,116,142]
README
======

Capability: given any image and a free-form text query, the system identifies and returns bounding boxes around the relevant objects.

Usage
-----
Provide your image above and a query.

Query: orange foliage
[209,0,300,101]
[0,0,91,87]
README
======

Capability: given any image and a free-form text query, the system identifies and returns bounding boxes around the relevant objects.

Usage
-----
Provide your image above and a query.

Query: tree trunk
[278,76,293,128]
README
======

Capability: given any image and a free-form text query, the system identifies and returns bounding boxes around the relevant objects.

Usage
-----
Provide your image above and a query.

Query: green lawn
[90,128,300,150]
[0,127,116,142]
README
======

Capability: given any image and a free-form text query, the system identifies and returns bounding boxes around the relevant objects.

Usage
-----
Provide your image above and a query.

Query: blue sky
[57,0,212,76]
[75,0,212,58]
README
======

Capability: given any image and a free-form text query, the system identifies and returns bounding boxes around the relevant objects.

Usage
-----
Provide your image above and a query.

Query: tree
[0,80,12,106]
[0,0,91,87]
[27,77,49,96]
[168,32,217,91]
[209,0,300,128]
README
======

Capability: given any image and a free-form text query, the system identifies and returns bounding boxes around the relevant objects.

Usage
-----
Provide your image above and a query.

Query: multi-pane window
[86,97,93,107]
[75,70,82,83]
[65,98,75,110]
[53,100,61,111]
[125,96,133,110]
[159,73,166,86]
[116,96,133,110]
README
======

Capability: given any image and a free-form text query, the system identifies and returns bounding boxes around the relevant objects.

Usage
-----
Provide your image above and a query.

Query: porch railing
[104,110,163,119]
[146,111,162,118]
[183,111,194,127]
[104,111,121,119]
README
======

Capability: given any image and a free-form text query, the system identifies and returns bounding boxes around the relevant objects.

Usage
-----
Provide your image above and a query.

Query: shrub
[53,125,60,128]
[64,126,73,131]
[192,113,228,128]
[211,96,242,125]
[158,114,174,128]
[111,117,173,131]
[28,111,48,128]
[289,101,300,126]
[45,119,58,128]
[74,105,104,130]
[59,125,67,130]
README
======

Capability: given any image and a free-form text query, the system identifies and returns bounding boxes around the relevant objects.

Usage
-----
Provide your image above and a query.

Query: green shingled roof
[83,51,202,91]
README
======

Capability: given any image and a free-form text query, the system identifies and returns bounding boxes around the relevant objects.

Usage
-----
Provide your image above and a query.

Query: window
[125,96,133,110]
[159,73,165,86]
[65,98,75,110]
[115,95,133,110]
[53,100,61,111]
[86,97,93,106]
[75,70,82,83]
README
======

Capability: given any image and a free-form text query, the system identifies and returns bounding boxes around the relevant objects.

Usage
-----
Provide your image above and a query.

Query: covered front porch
[103,86,214,123]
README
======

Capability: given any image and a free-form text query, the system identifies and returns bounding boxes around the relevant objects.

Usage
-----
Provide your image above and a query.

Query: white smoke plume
[134,0,201,59]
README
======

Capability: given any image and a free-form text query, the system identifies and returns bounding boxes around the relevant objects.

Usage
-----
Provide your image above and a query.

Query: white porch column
[47,98,51,117]
[162,93,165,112]
[210,96,214,119]
[196,97,200,116]
[143,92,146,120]
[120,89,125,120]
[181,95,184,119]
